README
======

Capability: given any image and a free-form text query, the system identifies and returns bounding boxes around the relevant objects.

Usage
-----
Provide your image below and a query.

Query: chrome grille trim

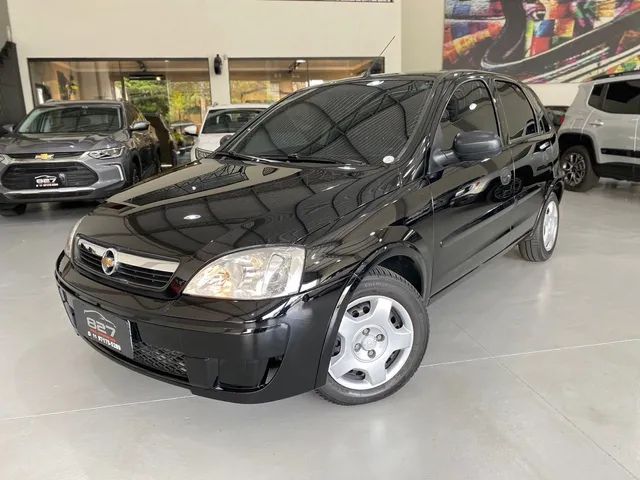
[77,239,179,273]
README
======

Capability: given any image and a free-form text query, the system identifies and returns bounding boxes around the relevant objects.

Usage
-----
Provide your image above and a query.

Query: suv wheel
[562,145,598,192]
[0,203,27,217]
[317,267,429,405]
[518,192,559,262]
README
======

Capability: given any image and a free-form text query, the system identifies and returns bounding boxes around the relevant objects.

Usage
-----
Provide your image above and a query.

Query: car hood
[79,156,399,262]
[0,132,124,155]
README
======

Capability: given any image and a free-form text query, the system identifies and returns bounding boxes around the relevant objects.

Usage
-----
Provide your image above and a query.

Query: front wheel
[518,192,560,262]
[316,267,429,405]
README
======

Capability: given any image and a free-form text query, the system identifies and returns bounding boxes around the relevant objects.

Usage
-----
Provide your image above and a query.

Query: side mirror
[183,125,198,136]
[130,121,150,132]
[219,134,233,147]
[2,124,14,133]
[453,130,502,162]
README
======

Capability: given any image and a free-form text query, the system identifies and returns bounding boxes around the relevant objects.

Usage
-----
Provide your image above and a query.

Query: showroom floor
[1,181,640,480]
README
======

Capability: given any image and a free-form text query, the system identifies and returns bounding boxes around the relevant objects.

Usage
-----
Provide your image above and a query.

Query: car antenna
[363,35,396,77]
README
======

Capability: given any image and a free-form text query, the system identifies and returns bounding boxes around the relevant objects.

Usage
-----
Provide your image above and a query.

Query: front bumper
[55,253,346,403]
[0,157,127,204]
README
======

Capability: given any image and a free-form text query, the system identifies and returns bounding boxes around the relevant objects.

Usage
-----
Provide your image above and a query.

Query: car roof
[207,104,269,112]
[37,99,125,107]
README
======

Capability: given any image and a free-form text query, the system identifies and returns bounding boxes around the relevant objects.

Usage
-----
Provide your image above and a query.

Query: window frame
[599,80,640,115]
[494,79,540,145]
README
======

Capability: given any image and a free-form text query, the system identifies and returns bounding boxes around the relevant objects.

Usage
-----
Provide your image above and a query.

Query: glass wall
[228,57,383,104]
[28,59,211,125]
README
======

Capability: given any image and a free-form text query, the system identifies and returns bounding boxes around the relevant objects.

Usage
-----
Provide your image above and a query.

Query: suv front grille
[76,238,179,290]
[1,162,98,189]
[8,152,84,159]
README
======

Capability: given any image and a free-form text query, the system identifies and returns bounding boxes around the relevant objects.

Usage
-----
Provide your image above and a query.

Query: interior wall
[7,0,402,111]
[0,0,9,47]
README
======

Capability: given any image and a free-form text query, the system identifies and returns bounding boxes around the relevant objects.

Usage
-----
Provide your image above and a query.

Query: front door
[428,79,517,293]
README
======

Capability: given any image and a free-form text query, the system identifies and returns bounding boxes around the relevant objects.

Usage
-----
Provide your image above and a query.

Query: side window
[436,80,499,150]
[601,80,640,115]
[588,84,604,109]
[496,81,537,141]
[125,104,137,125]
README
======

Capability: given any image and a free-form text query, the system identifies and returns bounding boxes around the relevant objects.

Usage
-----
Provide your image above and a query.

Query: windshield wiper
[259,153,364,166]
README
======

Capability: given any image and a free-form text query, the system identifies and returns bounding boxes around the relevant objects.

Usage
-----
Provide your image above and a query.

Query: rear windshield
[17,106,122,134]
[201,109,264,134]
[227,79,434,165]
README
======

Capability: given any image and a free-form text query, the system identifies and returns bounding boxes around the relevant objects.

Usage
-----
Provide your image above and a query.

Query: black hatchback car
[56,72,563,405]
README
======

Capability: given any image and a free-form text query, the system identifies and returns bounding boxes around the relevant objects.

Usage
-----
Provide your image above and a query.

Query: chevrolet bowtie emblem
[35,153,55,160]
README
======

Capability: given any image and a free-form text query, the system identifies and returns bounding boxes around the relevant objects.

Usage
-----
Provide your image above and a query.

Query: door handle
[588,120,604,127]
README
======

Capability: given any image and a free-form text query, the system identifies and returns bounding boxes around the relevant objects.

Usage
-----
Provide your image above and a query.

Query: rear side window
[588,84,604,109]
[601,80,640,115]
[436,80,499,150]
[496,81,537,141]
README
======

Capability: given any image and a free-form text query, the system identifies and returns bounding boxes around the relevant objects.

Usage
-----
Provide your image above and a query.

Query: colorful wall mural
[443,0,640,82]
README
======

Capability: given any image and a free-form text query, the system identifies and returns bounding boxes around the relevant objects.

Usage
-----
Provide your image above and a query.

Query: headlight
[0,154,9,165]
[194,148,214,160]
[87,147,125,159]
[184,246,305,300]
[64,218,84,258]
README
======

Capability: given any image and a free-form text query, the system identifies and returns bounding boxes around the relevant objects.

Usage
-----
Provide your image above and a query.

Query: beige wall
[0,0,9,47]
[8,0,402,110]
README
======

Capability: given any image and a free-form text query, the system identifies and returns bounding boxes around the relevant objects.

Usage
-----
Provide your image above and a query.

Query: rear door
[587,79,640,165]
[494,80,557,238]
[429,79,517,292]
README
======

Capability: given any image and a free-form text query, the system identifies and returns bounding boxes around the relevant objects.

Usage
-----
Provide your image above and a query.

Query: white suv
[559,72,640,191]
[188,104,267,161]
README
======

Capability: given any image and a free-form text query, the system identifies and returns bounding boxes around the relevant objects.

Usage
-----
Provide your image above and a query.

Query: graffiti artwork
[443,0,640,82]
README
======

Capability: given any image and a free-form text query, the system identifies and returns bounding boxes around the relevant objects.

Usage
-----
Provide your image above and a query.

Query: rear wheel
[317,267,429,405]
[0,203,27,217]
[562,145,598,192]
[518,192,559,262]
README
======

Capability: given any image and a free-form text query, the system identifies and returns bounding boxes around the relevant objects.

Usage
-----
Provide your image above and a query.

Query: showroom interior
[1,0,640,478]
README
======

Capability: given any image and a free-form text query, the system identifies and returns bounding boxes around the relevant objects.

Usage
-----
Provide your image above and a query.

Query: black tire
[518,192,559,262]
[562,145,599,192]
[0,203,27,217]
[316,266,429,405]
[129,161,141,186]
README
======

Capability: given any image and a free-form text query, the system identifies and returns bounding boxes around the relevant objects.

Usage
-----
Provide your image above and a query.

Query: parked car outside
[559,71,640,191]
[56,72,562,405]
[145,113,178,168]
[187,104,267,161]
[0,100,161,216]
[170,121,196,154]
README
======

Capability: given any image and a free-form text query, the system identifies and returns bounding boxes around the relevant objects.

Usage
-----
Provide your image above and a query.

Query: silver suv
[559,72,640,191]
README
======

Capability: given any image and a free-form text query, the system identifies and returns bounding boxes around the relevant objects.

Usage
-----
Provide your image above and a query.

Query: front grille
[133,340,188,379]
[8,152,84,159]
[1,162,98,189]
[76,238,178,290]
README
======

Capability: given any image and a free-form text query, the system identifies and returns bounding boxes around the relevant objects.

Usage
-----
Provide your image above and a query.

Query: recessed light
[183,214,201,221]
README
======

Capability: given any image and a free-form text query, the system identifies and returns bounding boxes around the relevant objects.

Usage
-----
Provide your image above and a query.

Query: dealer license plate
[76,301,134,358]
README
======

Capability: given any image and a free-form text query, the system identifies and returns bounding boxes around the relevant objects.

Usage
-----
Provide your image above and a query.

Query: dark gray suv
[0,100,160,216]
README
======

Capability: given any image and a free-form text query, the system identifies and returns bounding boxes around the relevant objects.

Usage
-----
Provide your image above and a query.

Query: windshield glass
[227,79,433,165]
[17,106,122,134]
[201,109,264,134]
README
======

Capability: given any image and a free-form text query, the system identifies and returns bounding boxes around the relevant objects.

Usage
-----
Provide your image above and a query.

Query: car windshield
[17,106,122,134]
[201,109,264,134]
[226,79,434,165]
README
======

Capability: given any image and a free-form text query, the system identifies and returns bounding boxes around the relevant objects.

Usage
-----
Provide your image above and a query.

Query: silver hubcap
[329,295,414,390]
[542,200,559,251]
[563,153,586,186]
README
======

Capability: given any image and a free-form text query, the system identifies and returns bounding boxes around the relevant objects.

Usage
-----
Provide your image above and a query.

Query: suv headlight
[0,154,9,165]
[194,148,214,160]
[184,246,305,300]
[64,218,84,258]
[87,147,125,159]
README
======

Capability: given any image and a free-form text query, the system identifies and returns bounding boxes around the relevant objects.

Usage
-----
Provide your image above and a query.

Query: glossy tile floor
[2,181,640,479]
